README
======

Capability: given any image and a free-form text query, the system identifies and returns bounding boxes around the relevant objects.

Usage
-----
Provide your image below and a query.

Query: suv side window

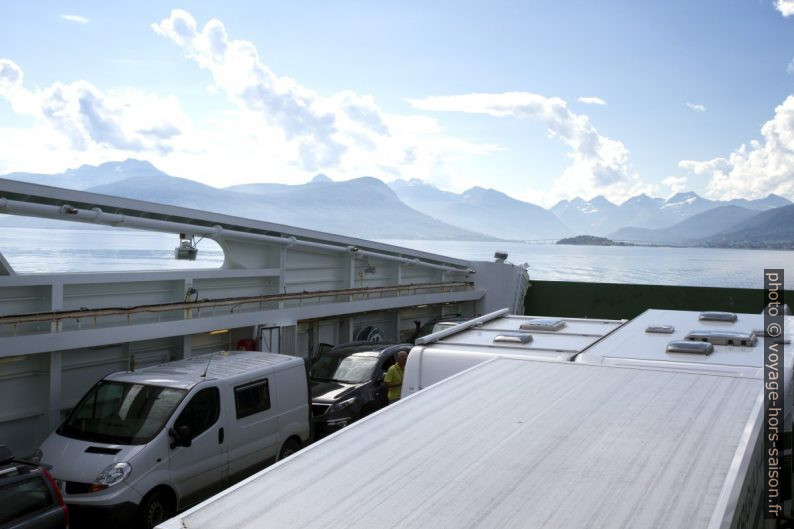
[0,476,53,524]
[235,379,270,419]
[381,355,396,373]
[175,387,220,439]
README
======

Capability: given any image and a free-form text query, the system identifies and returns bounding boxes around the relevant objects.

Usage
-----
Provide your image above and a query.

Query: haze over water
[1,228,791,290]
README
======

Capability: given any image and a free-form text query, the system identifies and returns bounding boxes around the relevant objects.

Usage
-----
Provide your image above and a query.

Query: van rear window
[234,379,270,419]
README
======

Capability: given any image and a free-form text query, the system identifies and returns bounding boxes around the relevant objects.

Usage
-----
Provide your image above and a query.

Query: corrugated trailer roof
[159,358,763,529]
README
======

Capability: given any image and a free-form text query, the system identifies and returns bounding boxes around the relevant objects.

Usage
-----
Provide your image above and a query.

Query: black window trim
[175,386,221,440]
[234,377,271,420]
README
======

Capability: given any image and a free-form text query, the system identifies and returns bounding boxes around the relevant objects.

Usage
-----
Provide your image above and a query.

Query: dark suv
[310,342,411,436]
[0,445,68,529]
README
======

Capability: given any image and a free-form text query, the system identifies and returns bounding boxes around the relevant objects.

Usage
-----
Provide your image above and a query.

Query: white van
[403,308,625,396]
[36,350,311,529]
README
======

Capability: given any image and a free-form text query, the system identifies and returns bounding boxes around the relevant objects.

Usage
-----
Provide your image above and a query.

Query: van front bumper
[68,501,138,528]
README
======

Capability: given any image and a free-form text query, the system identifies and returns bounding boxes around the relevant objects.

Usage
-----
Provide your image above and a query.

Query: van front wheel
[278,438,302,461]
[137,489,174,529]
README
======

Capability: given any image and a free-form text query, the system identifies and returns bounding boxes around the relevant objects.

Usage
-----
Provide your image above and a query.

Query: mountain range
[552,192,789,237]
[389,179,571,240]
[0,159,791,247]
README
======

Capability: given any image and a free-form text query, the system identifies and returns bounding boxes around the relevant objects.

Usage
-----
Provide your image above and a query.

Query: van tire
[137,488,174,529]
[278,438,302,461]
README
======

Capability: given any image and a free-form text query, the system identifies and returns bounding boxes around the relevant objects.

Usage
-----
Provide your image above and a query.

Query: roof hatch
[493,333,533,344]
[666,340,714,356]
[519,319,566,332]
[698,311,737,323]
[645,325,674,334]
[685,330,757,347]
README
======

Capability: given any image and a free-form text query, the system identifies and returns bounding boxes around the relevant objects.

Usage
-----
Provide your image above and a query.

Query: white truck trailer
[157,357,766,529]
[576,309,792,406]
[402,308,625,396]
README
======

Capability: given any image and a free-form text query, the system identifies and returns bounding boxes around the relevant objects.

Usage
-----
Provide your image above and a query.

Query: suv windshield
[310,353,379,384]
[58,381,186,445]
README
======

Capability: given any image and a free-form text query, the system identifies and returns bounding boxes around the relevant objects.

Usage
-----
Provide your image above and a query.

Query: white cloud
[788,58,794,75]
[0,12,498,191]
[686,102,706,112]
[577,96,606,106]
[775,0,794,16]
[146,9,493,185]
[661,175,687,195]
[409,91,642,203]
[679,95,794,200]
[60,14,89,24]
[0,58,189,154]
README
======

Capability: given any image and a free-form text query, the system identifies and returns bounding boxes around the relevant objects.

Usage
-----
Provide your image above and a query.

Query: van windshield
[58,381,187,445]
[310,353,378,384]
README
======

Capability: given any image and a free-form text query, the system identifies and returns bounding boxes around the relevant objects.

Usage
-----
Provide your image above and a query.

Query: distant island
[556,235,634,246]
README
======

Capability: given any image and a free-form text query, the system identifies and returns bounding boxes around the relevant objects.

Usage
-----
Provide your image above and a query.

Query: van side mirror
[375,371,385,383]
[169,425,192,448]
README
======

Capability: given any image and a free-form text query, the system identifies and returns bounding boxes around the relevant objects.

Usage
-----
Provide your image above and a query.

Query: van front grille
[65,481,92,494]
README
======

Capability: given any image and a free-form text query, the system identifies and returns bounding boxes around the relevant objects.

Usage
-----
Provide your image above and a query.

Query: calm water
[378,239,794,290]
[0,228,791,289]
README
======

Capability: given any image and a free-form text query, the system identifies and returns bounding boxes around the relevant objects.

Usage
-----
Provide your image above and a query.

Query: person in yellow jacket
[384,351,408,402]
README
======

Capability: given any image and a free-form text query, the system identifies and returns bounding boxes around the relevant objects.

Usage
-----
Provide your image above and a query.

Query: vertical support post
[47,282,64,433]
[394,309,402,343]
[47,352,62,433]
[279,247,287,308]
[183,335,192,359]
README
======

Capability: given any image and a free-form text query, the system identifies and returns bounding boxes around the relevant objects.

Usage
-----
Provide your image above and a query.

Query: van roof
[160,358,762,529]
[107,351,303,390]
[416,311,625,358]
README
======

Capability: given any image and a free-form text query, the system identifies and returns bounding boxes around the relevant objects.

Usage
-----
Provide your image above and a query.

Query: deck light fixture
[175,233,198,260]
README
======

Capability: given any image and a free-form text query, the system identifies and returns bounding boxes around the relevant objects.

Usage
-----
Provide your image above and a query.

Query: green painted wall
[524,280,789,320]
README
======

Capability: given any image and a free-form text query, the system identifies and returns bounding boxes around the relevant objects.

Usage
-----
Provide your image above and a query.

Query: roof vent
[667,340,714,356]
[645,325,674,334]
[753,329,791,344]
[685,330,757,347]
[493,333,533,344]
[698,312,737,323]
[519,319,566,332]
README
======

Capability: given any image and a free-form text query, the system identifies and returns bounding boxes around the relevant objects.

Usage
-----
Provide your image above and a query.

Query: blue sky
[1,0,793,206]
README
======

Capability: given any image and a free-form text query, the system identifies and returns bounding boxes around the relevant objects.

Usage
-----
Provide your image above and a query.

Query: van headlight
[330,397,356,412]
[89,462,131,492]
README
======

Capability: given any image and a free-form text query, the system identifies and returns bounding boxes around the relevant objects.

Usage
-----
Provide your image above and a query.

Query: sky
[0,0,793,207]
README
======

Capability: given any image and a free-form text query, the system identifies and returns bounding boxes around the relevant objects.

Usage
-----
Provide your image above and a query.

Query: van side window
[175,387,220,439]
[235,379,270,419]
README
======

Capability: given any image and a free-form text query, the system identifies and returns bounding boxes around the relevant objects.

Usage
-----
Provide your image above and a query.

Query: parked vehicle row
[5,314,469,529]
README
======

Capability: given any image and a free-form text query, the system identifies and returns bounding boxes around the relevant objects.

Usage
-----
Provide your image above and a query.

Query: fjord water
[1,228,791,289]
[380,239,794,289]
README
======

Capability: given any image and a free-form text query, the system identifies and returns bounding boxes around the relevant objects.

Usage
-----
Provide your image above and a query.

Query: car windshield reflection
[310,353,379,384]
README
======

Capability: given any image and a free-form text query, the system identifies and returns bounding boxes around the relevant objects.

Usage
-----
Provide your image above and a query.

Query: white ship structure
[0,178,528,455]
